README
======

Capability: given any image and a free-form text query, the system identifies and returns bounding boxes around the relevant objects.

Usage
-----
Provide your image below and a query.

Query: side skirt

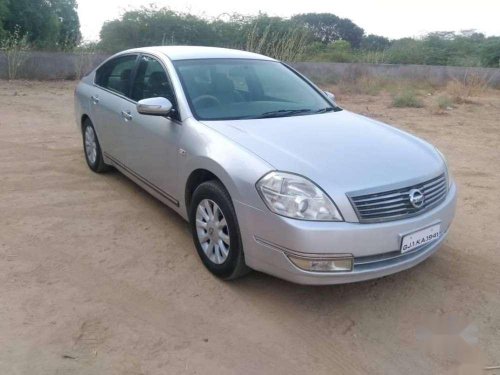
[104,152,186,216]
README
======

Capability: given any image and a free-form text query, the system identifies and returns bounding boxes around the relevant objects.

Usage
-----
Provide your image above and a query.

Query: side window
[131,55,176,105]
[95,55,137,97]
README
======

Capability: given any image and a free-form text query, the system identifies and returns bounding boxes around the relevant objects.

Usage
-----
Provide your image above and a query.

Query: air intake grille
[349,174,448,223]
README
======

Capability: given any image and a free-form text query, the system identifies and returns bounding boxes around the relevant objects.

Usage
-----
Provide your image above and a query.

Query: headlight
[256,172,343,221]
[435,147,452,188]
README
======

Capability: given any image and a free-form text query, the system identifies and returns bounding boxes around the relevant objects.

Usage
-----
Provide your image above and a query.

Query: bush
[303,40,355,62]
[0,25,30,79]
[392,90,424,108]
[436,95,453,109]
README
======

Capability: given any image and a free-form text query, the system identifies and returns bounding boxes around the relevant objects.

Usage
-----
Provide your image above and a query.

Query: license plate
[401,224,441,253]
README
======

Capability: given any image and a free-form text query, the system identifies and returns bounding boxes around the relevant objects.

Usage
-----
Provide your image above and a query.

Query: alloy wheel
[84,126,97,165]
[195,199,231,264]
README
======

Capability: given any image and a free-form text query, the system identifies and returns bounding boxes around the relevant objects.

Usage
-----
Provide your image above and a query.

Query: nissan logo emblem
[409,189,425,208]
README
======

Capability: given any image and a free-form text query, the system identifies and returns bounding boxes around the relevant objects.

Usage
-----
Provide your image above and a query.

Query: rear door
[117,54,182,203]
[90,54,138,161]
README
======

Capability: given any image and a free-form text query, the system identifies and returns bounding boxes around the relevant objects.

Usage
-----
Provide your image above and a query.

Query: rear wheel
[82,118,110,173]
[189,181,250,280]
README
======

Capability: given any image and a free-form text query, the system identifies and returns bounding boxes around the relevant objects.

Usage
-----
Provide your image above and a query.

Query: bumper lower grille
[348,174,448,223]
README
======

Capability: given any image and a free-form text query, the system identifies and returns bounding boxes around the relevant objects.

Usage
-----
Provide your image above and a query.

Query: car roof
[123,46,276,61]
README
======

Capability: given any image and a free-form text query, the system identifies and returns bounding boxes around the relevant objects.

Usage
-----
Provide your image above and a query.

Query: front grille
[348,174,448,223]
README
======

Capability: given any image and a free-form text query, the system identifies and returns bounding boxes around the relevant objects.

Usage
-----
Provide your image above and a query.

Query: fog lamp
[287,255,353,272]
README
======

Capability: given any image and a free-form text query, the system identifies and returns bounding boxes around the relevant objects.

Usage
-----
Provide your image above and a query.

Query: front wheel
[189,181,250,280]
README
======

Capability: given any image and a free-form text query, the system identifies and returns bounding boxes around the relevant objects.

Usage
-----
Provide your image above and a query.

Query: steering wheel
[193,95,221,108]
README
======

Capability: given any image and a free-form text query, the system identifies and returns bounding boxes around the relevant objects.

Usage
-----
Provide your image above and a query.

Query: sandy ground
[0,80,499,375]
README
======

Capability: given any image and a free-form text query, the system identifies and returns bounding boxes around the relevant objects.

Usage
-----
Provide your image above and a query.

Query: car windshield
[173,59,341,121]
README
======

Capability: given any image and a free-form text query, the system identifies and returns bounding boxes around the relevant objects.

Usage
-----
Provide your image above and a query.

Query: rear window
[95,55,137,97]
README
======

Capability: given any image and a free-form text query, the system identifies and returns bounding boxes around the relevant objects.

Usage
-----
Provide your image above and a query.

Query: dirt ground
[0,80,499,375]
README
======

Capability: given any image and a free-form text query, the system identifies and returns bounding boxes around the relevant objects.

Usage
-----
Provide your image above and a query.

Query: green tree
[386,38,427,65]
[99,7,217,52]
[446,31,483,66]
[361,34,391,51]
[53,0,81,49]
[292,13,364,48]
[420,31,484,66]
[480,37,500,67]
[335,18,364,49]
[209,14,248,49]
[4,0,59,48]
[422,32,453,65]
[0,0,9,38]
[2,0,80,49]
[96,6,499,68]
[99,9,311,60]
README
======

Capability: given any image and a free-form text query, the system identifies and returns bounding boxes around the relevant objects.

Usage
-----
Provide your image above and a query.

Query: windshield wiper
[315,107,335,114]
[257,108,313,119]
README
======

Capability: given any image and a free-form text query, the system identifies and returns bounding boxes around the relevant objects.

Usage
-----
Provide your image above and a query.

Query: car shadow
[103,166,449,310]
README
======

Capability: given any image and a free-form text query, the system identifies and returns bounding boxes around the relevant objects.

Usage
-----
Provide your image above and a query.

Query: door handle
[121,110,133,121]
[90,95,99,104]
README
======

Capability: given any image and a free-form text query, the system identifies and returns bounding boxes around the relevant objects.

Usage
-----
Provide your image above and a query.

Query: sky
[78,0,500,41]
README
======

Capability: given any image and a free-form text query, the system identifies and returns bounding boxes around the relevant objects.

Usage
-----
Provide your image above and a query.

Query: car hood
[200,110,445,194]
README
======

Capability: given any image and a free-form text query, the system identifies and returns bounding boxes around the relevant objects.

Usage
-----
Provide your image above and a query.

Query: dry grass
[335,75,386,96]
[246,24,309,62]
[329,73,438,100]
[445,72,491,104]
[322,72,500,114]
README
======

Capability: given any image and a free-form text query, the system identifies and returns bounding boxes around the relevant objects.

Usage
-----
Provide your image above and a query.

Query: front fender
[178,119,273,219]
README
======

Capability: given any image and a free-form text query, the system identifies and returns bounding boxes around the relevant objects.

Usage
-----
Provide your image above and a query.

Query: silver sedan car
[74,46,457,285]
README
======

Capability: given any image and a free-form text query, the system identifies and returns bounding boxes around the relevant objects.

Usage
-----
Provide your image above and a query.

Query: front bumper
[235,182,457,285]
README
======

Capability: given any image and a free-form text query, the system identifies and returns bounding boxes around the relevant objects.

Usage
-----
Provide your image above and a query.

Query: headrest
[120,69,131,81]
[149,71,167,86]
[213,73,234,93]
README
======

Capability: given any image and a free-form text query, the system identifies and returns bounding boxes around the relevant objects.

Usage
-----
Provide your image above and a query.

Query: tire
[189,180,251,280]
[82,118,110,173]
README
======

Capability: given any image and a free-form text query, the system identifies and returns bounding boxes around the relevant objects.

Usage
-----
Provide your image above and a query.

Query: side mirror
[324,91,335,102]
[137,97,172,116]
